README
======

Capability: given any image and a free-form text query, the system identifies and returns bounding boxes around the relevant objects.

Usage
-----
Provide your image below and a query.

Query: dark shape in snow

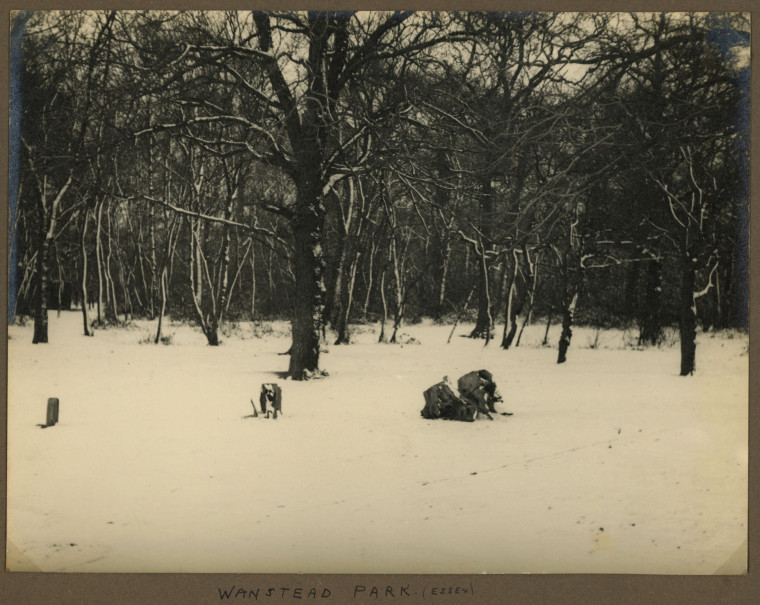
[421,380,476,421]
[422,370,511,422]
[458,370,503,418]
[251,383,283,419]
[40,397,59,428]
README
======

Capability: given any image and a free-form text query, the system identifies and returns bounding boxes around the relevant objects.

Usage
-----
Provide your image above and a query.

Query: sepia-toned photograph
[6,10,749,576]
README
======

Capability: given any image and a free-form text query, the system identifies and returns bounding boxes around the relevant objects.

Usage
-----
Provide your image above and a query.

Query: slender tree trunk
[216,189,234,327]
[470,176,494,338]
[154,216,179,343]
[155,268,167,344]
[713,270,722,331]
[148,215,157,319]
[79,208,92,336]
[250,244,257,319]
[466,237,494,341]
[557,287,579,364]
[116,248,129,322]
[469,250,493,339]
[32,175,72,343]
[32,235,50,343]
[194,222,204,303]
[389,237,405,344]
[329,237,348,328]
[378,267,388,343]
[188,217,209,340]
[503,286,525,349]
[679,255,698,376]
[639,259,663,346]
[335,253,359,345]
[133,214,150,318]
[501,249,520,349]
[623,262,639,322]
[95,199,104,324]
[557,258,582,364]
[468,238,493,341]
[435,238,452,322]
[543,310,553,346]
[329,183,354,328]
[55,248,63,318]
[448,284,476,344]
[362,240,377,318]
[105,209,119,322]
[516,249,539,347]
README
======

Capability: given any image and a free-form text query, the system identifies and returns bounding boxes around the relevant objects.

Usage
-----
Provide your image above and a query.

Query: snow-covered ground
[6,311,748,574]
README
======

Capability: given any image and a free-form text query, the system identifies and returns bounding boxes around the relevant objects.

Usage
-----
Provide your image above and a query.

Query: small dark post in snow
[46,397,59,427]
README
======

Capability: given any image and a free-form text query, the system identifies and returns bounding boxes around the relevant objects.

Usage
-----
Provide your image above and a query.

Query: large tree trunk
[679,255,697,376]
[288,190,327,379]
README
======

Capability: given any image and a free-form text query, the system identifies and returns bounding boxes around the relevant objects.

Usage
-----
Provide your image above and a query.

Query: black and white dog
[252,383,283,419]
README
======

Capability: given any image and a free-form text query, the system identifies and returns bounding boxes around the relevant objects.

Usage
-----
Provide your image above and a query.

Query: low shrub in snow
[138,331,174,345]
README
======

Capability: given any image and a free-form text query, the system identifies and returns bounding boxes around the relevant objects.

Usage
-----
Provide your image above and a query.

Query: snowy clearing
[6,312,748,574]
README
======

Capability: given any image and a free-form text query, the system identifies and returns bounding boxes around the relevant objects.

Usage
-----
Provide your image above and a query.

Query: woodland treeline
[10,11,749,378]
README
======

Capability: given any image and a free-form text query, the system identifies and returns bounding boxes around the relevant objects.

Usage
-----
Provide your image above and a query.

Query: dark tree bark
[470,246,494,340]
[679,256,698,376]
[622,261,639,321]
[78,207,92,336]
[557,229,584,364]
[32,234,50,343]
[639,259,663,346]
[501,249,526,350]
[557,278,580,364]
[334,253,359,345]
[435,237,452,322]
[516,247,539,347]
[469,178,495,339]
[288,195,328,377]
[378,266,388,343]
[29,171,72,343]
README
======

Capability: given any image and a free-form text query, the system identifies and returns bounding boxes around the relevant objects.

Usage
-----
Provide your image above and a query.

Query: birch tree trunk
[78,207,92,336]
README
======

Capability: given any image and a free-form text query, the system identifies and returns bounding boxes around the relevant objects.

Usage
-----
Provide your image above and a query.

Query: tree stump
[46,397,59,427]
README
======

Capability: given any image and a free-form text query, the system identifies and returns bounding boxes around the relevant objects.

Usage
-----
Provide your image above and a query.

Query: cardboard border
[1,2,756,603]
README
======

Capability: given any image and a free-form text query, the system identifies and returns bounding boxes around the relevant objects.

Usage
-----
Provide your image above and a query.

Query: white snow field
[6,311,747,574]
